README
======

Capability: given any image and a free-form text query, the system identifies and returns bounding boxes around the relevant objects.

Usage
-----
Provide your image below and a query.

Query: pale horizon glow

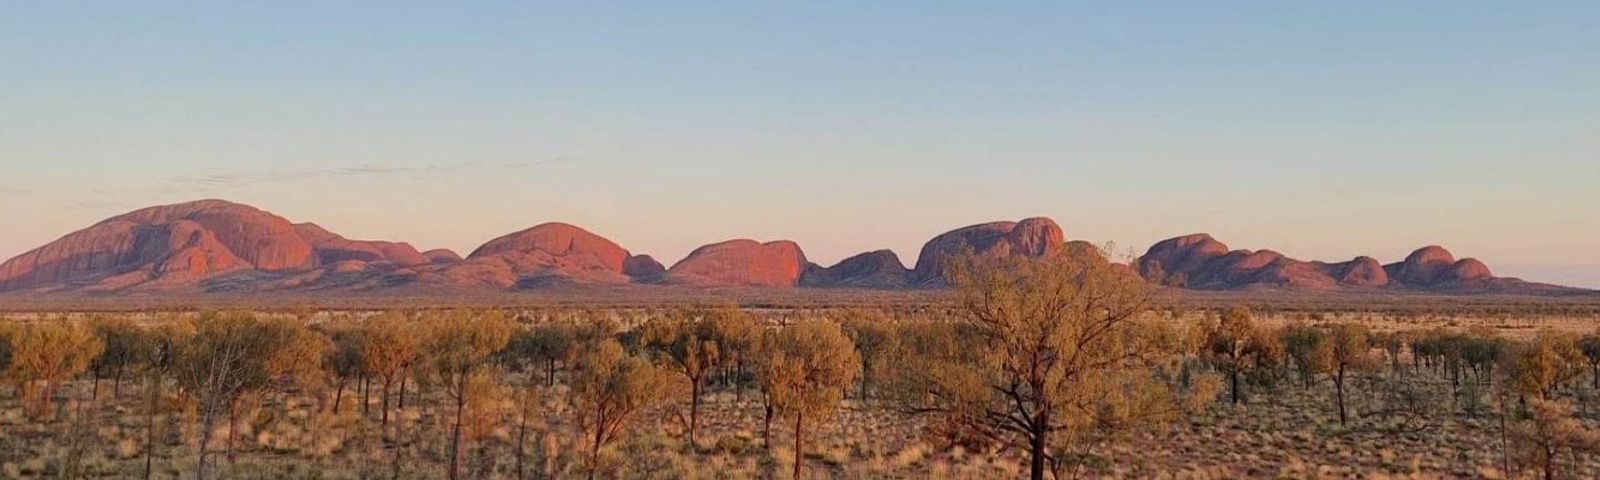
[2,2,1597,288]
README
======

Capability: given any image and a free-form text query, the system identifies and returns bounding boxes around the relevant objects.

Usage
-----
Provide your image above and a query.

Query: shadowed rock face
[294,223,430,267]
[422,249,463,264]
[623,254,667,281]
[801,250,911,288]
[1138,235,1512,292]
[912,217,1065,285]
[665,239,808,287]
[0,200,315,292]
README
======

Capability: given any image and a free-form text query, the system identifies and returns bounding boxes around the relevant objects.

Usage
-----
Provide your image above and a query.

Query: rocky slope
[1136,233,1556,293]
[664,240,809,288]
[800,250,911,289]
[911,217,1066,286]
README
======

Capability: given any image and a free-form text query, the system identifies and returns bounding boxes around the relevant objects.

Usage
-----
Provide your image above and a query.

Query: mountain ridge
[0,200,1585,297]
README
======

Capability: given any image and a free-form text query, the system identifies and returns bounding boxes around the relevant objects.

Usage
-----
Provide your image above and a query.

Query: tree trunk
[448,372,467,480]
[145,373,159,480]
[588,416,605,480]
[391,406,405,480]
[516,386,531,480]
[763,399,774,449]
[114,367,124,398]
[197,398,216,480]
[362,375,371,416]
[398,375,408,410]
[793,412,804,480]
[1029,422,1048,480]
[92,374,101,401]
[689,380,702,448]
[333,380,345,414]
[381,378,392,426]
[227,397,239,462]
[41,380,55,420]
[546,358,556,387]
[1230,367,1241,404]
[1335,366,1348,426]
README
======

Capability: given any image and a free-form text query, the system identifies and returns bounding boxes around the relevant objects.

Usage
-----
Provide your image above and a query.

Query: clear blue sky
[2,1,1597,287]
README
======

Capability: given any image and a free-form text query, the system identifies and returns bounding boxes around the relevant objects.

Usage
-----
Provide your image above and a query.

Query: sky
[1,1,1597,287]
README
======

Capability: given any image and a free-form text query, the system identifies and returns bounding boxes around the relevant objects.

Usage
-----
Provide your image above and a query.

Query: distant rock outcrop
[912,217,1065,285]
[0,199,1584,297]
[1324,256,1389,287]
[1383,246,1494,287]
[801,250,911,288]
[665,240,808,287]
[1137,234,1533,292]
[0,200,315,292]
[435,222,642,286]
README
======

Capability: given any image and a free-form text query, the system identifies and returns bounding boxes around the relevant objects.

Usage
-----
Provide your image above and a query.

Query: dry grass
[3,306,1600,479]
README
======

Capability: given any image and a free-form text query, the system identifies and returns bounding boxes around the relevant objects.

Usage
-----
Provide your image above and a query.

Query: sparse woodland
[1,250,1600,479]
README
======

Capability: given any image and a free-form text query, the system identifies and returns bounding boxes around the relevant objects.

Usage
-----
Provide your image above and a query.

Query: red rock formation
[912,217,1065,285]
[0,199,313,292]
[1449,258,1493,282]
[801,250,911,288]
[294,223,429,267]
[1385,246,1457,286]
[1325,256,1389,287]
[470,223,629,270]
[1383,246,1495,287]
[1136,233,1231,284]
[665,240,808,287]
[452,222,642,286]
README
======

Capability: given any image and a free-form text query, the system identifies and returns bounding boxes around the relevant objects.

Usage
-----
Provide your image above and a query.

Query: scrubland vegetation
[2,251,1600,479]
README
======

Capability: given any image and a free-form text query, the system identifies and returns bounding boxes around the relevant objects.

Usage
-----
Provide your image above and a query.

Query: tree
[142,320,191,480]
[1509,399,1600,480]
[840,310,894,401]
[755,321,861,479]
[640,308,728,447]
[358,312,422,426]
[1504,331,1583,401]
[1324,323,1374,426]
[174,313,300,480]
[883,249,1176,480]
[508,322,574,387]
[568,338,672,480]
[420,310,514,480]
[1281,323,1330,389]
[1203,307,1271,405]
[90,317,149,400]
[1577,333,1600,391]
[0,320,104,419]
[323,325,366,414]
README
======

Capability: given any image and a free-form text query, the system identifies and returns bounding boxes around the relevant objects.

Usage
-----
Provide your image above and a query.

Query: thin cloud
[168,160,573,189]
